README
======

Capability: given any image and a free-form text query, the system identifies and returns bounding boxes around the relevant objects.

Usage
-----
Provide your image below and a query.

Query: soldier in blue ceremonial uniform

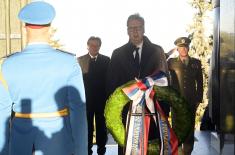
[0,1,87,155]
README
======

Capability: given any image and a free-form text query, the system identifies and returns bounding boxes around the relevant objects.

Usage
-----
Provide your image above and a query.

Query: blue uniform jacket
[0,43,87,155]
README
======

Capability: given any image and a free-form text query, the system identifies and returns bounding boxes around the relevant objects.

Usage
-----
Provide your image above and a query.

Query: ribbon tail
[157,112,164,155]
[170,127,179,155]
[143,115,150,155]
[125,111,134,155]
[125,101,144,155]
[155,100,178,155]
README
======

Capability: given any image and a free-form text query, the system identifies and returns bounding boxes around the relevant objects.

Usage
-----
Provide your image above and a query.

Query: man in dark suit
[78,36,110,155]
[106,13,168,155]
[168,37,203,155]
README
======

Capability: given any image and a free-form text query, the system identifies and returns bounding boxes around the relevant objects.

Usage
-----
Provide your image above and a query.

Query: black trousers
[172,102,197,155]
[87,105,107,155]
[182,110,196,155]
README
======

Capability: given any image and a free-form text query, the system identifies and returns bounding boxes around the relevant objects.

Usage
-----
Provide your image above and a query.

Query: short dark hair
[127,13,145,27]
[87,36,102,47]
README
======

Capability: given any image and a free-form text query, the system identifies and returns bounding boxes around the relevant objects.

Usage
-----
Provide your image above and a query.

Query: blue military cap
[18,1,55,25]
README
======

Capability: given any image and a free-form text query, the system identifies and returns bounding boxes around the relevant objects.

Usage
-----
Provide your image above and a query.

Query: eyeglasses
[127,26,143,32]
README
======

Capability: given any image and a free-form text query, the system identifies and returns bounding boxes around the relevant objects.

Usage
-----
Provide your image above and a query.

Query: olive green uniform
[168,57,203,155]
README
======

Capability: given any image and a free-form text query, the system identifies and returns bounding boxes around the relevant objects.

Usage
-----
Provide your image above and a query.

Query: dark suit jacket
[168,57,203,108]
[106,36,168,141]
[78,53,110,110]
[106,36,168,96]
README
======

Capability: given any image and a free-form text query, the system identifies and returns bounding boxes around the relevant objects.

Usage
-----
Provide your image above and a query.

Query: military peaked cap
[18,1,55,25]
[174,37,191,47]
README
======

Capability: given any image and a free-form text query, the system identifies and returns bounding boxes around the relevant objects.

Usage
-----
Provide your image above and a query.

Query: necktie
[90,57,96,67]
[90,57,96,63]
[134,47,140,69]
[89,57,96,71]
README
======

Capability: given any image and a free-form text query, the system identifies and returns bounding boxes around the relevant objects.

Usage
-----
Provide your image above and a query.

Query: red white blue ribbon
[122,71,178,155]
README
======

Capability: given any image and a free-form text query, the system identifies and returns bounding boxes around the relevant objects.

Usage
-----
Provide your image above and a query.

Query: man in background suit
[106,13,168,155]
[168,37,203,155]
[78,36,110,155]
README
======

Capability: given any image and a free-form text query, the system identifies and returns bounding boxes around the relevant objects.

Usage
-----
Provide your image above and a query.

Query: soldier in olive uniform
[168,37,203,155]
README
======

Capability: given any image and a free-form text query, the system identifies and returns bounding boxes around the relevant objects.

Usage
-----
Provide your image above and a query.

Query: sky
[44,0,195,57]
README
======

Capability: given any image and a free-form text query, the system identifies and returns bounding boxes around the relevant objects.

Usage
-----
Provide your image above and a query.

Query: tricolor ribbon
[122,71,178,155]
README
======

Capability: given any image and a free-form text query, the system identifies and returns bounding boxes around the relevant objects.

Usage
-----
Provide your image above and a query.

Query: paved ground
[192,131,219,155]
[92,131,233,155]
